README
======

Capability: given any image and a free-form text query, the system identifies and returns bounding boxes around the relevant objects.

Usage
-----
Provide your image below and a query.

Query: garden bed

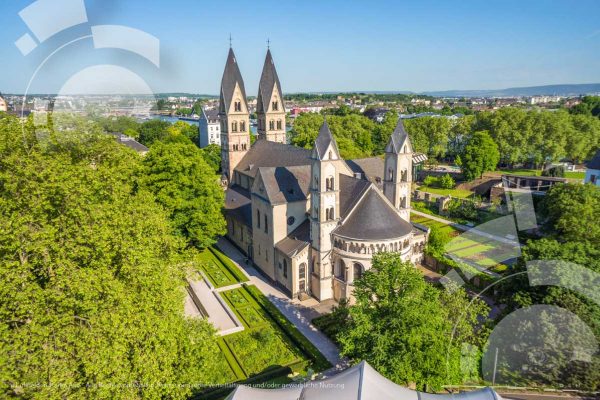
[196,246,248,288]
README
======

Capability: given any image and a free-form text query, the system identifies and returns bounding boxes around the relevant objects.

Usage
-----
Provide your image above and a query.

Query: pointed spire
[385,118,412,154]
[257,48,284,113]
[220,47,248,114]
[313,117,340,160]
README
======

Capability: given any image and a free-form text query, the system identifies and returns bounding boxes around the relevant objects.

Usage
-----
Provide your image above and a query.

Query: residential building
[199,107,221,147]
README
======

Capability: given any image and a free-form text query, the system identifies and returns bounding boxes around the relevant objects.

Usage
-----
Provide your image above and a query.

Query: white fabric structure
[226,361,502,400]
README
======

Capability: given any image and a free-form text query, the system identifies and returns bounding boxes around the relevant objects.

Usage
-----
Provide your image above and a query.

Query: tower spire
[229,33,232,48]
[256,47,286,143]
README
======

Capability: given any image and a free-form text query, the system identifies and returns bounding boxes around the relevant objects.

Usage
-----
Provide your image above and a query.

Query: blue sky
[0,0,599,94]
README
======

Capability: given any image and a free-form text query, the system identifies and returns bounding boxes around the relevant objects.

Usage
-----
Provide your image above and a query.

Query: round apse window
[287,216,295,226]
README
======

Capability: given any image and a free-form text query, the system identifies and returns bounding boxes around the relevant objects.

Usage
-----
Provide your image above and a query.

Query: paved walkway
[217,238,347,369]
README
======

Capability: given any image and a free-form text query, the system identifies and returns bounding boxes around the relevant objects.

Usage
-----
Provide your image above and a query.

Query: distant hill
[421,83,600,98]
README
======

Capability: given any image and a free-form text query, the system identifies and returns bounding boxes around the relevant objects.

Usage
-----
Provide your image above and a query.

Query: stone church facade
[220,47,428,302]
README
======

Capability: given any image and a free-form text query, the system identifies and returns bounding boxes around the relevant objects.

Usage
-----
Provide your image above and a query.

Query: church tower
[383,119,413,222]
[219,47,250,183]
[256,49,286,143]
[309,119,340,300]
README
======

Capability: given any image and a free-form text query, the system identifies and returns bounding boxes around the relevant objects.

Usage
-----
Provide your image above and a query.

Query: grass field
[411,213,513,274]
[416,185,473,198]
[565,171,585,179]
[410,214,461,237]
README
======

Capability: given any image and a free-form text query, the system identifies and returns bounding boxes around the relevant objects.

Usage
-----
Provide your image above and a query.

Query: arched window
[256,209,261,228]
[232,121,238,132]
[299,263,306,280]
[276,120,282,130]
[314,175,319,187]
[388,168,394,181]
[240,121,246,132]
[353,263,363,281]
[269,120,275,130]
[283,259,288,278]
[326,176,334,191]
[326,207,335,221]
[264,215,268,234]
[328,150,332,160]
[335,259,346,280]
[234,101,241,112]
[272,100,278,111]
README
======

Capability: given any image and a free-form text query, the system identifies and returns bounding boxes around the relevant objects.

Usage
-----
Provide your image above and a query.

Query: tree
[439,173,455,189]
[541,183,600,244]
[404,117,451,158]
[0,114,225,399]
[201,144,222,173]
[137,119,171,146]
[337,253,488,390]
[139,140,226,248]
[460,130,500,180]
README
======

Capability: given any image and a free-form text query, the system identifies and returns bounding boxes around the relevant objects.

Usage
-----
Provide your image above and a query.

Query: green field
[565,171,585,179]
[416,185,473,198]
[410,214,461,237]
[196,246,249,288]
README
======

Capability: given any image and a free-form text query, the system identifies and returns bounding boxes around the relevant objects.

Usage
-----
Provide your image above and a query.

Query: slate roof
[219,48,249,114]
[338,174,371,218]
[108,133,149,153]
[257,49,284,113]
[334,186,413,240]
[275,219,310,257]
[202,108,219,121]
[385,118,411,154]
[346,157,385,183]
[235,140,312,179]
[313,119,340,160]
[587,149,600,170]
[224,185,252,227]
[253,165,311,204]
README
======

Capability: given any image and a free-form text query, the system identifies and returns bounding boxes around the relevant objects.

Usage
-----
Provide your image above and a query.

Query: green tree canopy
[0,115,224,399]
[139,140,226,248]
[540,183,600,244]
[337,253,488,390]
[460,130,500,180]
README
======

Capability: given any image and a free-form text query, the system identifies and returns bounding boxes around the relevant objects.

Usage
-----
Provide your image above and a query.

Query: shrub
[439,173,456,189]
[210,245,249,283]
[423,175,437,186]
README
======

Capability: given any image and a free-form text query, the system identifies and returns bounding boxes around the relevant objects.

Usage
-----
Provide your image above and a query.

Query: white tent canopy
[226,361,502,400]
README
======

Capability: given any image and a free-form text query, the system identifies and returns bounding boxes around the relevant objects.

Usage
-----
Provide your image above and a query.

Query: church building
[220,47,428,302]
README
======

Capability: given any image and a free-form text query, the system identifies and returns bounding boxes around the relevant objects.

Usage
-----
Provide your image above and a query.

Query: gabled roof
[224,185,252,227]
[257,49,284,113]
[219,48,249,114]
[313,119,340,160]
[385,118,412,154]
[334,186,413,240]
[226,360,502,400]
[252,165,311,205]
[275,219,310,257]
[587,149,600,170]
[235,140,311,179]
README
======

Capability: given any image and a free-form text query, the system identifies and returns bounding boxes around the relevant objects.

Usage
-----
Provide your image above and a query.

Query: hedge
[217,338,246,380]
[210,245,249,283]
[243,284,332,371]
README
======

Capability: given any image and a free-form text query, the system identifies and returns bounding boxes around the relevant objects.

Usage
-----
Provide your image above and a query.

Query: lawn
[410,214,461,237]
[495,168,541,176]
[206,284,329,389]
[196,246,248,288]
[416,185,473,198]
[411,213,514,275]
[565,171,585,179]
